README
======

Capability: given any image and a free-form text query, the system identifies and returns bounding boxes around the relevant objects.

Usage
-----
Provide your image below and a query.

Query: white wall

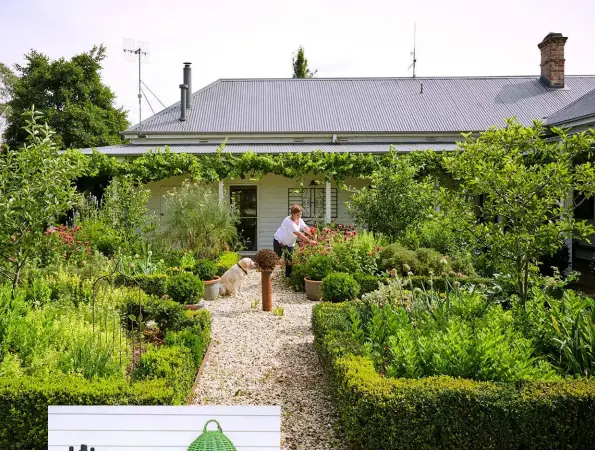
[48,405,280,451]
[143,174,369,250]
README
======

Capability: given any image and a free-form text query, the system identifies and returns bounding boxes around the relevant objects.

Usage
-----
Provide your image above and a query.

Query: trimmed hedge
[313,302,595,449]
[0,376,176,450]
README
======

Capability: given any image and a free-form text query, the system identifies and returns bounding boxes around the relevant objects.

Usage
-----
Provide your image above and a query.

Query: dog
[219,257,256,296]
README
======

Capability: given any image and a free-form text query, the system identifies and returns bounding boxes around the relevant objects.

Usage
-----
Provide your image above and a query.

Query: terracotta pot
[203,276,221,301]
[304,276,323,301]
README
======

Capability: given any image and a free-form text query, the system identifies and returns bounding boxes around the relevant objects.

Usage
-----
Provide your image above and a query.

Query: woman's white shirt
[274,216,309,247]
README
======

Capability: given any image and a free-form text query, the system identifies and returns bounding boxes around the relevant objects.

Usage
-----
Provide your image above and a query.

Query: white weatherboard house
[86,33,595,258]
[48,405,281,451]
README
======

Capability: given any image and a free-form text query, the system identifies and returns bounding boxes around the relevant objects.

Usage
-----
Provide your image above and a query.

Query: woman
[273,204,317,277]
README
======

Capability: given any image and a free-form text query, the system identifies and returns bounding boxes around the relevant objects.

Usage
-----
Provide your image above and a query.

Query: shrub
[215,251,241,276]
[353,272,380,296]
[192,260,218,281]
[329,230,381,275]
[415,247,451,275]
[406,275,490,293]
[115,274,168,297]
[122,295,200,335]
[321,272,360,303]
[131,345,195,393]
[378,243,419,274]
[165,322,211,368]
[165,272,205,305]
[79,218,122,257]
[159,182,239,259]
[305,254,334,281]
[289,263,308,291]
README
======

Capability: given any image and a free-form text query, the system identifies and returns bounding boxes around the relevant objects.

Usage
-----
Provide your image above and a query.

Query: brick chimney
[538,32,568,89]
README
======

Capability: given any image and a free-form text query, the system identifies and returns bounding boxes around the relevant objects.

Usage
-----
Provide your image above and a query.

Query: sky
[1,0,595,126]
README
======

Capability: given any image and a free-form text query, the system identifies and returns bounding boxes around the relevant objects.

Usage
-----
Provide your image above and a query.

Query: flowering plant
[39,225,91,266]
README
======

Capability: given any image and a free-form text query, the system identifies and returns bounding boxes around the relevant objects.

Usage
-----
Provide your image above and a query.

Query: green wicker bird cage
[187,419,238,451]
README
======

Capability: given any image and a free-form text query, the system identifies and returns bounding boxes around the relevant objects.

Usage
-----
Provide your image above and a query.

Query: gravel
[191,267,345,450]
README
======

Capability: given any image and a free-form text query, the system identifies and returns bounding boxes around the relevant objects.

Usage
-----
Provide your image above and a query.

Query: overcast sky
[2,0,594,126]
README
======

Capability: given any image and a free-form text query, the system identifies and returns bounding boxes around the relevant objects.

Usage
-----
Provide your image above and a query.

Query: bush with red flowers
[39,225,91,267]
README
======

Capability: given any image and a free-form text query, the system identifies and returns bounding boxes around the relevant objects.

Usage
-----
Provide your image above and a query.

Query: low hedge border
[0,377,175,450]
[0,301,211,450]
[313,302,595,449]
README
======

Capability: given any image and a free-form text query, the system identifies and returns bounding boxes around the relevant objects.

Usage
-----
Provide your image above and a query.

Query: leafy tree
[0,108,85,290]
[443,119,595,304]
[0,62,17,141]
[3,45,129,149]
[347,150,435,240]
[292,46,317,78]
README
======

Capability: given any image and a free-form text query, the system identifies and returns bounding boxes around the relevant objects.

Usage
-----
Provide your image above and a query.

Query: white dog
[219,257,256,296]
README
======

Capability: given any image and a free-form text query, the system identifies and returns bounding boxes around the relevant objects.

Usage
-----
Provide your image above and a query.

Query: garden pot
[203,276,221,301]
[304,276,323,301]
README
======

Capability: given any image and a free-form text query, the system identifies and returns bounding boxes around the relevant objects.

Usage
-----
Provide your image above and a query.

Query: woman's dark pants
[273,239,294,277]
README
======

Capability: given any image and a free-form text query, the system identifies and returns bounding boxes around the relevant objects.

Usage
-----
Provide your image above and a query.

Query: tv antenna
[408,23,417,78]
[123,39,150,132]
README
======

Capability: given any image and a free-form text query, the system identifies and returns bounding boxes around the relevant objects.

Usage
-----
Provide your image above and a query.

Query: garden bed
[313,301,595,449]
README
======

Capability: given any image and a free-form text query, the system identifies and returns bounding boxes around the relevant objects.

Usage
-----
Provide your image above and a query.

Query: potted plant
[304,254,333,301]
[193,259,220,301]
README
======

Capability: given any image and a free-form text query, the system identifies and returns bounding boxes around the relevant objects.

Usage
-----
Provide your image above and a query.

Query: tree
[292,46,317,78]
[0,108,85,290]
[0,62,17,141]
[443,119,595,304]
[3,45,129,149]
[347,150,435,240]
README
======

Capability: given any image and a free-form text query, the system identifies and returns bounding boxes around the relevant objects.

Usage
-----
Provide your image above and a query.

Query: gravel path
[191,268,344,450]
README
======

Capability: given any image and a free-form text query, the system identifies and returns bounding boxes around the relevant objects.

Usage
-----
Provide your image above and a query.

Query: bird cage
[187,419,238,451]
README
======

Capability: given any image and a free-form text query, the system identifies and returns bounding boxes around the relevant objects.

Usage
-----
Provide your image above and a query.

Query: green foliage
[312,302,595,450]
[132,344,195,393]
[292,46,317,78]
[348,152,435,241]
[352,272,381,295]
[523,289,595,377]
[0,109,85,288]
[289,263,307,291]
[215,251,241,276]
[415,247,451,275]
[115,274,168,298]
[165,323,210,367]
[329,230,381,274]
[321,272,360,303]
[443,120,595,302]
[3,45,129,149]
[159,182,239,260]
[165,272,204,305]
[0,376,178,450]
[192,260,218,281]
[305,254,334,281]
[377,243,420,274]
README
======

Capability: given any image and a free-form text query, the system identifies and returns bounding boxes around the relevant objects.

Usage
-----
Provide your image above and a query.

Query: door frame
[229,183,259,250]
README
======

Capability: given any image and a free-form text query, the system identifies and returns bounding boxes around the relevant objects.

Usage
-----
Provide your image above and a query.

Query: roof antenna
[123,38,151,133]
[408,23,417,78]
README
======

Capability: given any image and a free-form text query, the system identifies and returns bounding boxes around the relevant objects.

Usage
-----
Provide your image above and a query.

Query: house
[545,86,595,261]
[85,32,595,254]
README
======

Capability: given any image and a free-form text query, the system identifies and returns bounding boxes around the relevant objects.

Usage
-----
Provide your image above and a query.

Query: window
[574,191,594,220]
[288,187,337,223]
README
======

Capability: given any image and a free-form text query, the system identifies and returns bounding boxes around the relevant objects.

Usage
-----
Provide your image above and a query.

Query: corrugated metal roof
[80,143,458,156]
[545,88,595,125]
[125,76,595,134]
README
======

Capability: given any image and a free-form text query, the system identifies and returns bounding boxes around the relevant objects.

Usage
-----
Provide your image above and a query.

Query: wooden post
[261,270,273,311]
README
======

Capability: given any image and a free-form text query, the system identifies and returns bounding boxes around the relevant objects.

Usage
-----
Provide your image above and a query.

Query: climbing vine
[75,143,449,190]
